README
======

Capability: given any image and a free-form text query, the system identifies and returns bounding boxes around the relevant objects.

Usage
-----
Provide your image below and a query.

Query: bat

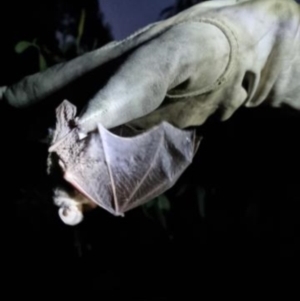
[47,100,201,225]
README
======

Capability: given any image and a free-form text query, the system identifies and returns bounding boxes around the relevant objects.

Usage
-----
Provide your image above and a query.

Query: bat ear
[51,99,78,145]
[58,205,83,226]
[56,99,77,121]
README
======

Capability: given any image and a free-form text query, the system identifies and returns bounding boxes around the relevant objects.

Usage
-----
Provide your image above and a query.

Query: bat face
[48,100,201,225]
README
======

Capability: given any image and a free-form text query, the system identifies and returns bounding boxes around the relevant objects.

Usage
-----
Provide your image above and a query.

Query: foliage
[143,194,171,232]
[14,9,101,72]
[15,39,48,71]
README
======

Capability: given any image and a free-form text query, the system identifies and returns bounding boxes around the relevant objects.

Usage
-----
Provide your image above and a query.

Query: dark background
[1,0,299,298]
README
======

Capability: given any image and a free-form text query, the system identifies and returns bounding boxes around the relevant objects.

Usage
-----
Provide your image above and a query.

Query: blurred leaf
[15,41,33,54]
[157,194,171,211]
[78,9,86,38]
[156,195,171,230]
[76,9,86,52]
[142,194,171,231]
[39,53,47,71]
[143,198,157,209]
[174,183,188,197]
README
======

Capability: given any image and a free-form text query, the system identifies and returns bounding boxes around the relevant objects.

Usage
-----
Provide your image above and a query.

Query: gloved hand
[2,0,300,134]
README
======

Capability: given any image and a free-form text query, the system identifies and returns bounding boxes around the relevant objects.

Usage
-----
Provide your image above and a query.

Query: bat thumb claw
[78,130,87,140]
[72,117,87,140]
[58,205,83,226]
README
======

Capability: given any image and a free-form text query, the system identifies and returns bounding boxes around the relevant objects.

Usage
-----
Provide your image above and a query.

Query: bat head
[47,99,99,225]
[48,146,98,225]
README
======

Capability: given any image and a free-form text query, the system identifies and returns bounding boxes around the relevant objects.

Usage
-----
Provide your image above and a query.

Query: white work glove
[2,0,300,133]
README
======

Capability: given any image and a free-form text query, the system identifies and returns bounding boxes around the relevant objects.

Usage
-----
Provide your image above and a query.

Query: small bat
[47,100,201,225]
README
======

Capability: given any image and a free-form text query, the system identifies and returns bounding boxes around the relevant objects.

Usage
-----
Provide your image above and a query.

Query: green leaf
[142,194,170,211]
[157,194,171,211]
[78,9,86,38]
[143,198,157,209]
[76,9,86,51]
[142,194,171,232]
[39,53,47,71]
[174,183,188,197]
[15,41,32,54]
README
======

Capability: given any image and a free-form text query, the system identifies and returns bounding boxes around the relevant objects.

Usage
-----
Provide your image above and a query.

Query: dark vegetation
[1,0,299,298]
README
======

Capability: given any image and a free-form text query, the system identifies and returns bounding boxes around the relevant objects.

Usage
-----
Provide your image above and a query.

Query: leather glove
[2,0,300,134]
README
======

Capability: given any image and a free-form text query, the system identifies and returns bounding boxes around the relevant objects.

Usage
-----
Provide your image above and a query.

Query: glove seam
[166,17,238,99]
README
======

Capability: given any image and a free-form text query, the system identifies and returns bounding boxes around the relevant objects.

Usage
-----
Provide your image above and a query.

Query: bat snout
[53,187,97,226]
[58,204,84,226]
[53,190,84,226]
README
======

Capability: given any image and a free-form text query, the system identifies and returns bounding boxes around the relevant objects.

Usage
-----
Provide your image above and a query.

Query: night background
[1,0,300,298]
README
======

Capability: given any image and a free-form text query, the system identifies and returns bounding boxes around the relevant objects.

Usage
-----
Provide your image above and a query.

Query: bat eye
[58,205,83,226]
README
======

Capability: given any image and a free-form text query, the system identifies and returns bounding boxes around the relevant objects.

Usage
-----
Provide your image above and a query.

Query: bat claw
[78,130,87,140]
[58,205,83,226]
[73,117,88,140]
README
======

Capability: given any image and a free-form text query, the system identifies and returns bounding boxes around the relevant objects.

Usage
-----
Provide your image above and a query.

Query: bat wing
[49,101,201,216]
